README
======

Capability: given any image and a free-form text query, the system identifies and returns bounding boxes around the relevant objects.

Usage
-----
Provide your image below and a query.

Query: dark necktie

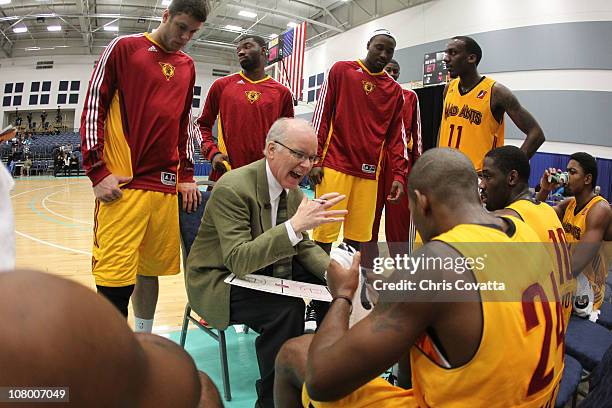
[273,190,292,279]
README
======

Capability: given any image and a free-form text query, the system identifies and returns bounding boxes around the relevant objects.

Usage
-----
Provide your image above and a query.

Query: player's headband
[369,29,396,42]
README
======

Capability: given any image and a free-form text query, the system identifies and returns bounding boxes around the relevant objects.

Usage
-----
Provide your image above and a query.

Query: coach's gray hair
[264,118,314,154]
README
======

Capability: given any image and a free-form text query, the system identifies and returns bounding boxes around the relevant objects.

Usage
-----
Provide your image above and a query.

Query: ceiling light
[224,25,242,31]
[269,34,278,39]
[161,0,171,5]
[25,47,40,51]
[55,45,69,48]
[103,25,119,32]
[287,22,298,28]
[238,10,257,18]
[47,25,62,31]
[13,26,28,33]
[0,0,11,5]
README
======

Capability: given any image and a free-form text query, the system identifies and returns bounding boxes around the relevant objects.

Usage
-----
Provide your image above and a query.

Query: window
[2,96,10,107]
[317,73,324,86]
[58,81,79,105]
[308,75,315,88]
[192,85,201,109]
[3,84,24,106]
[29,80,51,106]
[13,95,22,106]
[4,83,13,93]
[15,83,23,93]
[304,72,324,103]
[308,89,316,103]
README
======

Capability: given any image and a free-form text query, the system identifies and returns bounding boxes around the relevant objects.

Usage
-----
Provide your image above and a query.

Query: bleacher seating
[2,132,213,177]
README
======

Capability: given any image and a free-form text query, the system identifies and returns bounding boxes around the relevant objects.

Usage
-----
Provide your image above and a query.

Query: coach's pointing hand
[290,192,347,234]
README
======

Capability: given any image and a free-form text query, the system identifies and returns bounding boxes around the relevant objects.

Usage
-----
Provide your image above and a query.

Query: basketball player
[536,152,611,312]
[439,36,545,171]
[369,59,421,258]
[275,148,564,407]
[480,145,575,325]
[0,270,222,407]
[197,35,294,182]
[310,29,408,253]
[80,0,207,330]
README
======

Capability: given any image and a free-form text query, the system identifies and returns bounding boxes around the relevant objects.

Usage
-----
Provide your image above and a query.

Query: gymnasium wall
[1,0,610,160]
[0,53,234,130]
[300,0,612,157]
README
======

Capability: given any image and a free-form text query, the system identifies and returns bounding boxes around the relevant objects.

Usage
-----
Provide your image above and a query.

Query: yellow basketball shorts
[92,189,180,287]
[302,377,417,408]
[313,167,378,243]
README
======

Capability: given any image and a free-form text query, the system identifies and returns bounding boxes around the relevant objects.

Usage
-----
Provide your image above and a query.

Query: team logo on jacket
[477,90,487,99]
[245,90,262,104]
[362,164,376,174]
[159,62,175,81]
[161,172,177,186]
[362,80,376,95]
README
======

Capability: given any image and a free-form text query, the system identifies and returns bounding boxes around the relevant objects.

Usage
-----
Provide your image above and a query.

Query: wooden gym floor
[11,176,188,333]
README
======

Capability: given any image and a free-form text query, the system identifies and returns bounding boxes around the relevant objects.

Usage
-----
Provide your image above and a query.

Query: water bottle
[548,171,569,185]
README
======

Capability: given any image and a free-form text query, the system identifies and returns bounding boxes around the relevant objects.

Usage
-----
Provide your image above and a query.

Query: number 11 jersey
[439,76,504,171]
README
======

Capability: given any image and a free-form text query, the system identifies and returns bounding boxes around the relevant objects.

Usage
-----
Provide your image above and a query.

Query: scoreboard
[423,51,449,86]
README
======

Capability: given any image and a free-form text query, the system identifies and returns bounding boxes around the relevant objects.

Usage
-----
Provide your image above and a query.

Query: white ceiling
[0,0,431,64]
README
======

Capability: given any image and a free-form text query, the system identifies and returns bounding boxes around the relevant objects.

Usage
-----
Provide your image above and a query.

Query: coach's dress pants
[229,260,329,408]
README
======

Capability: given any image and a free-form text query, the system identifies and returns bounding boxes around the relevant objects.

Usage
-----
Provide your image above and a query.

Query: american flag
[278,22,306,101]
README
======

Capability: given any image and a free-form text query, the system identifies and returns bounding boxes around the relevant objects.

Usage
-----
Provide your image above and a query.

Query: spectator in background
[21,155,32,177]
[7,152,17,177]
[62,152,70,177]
[69,152,79,176]
[53,146,62,176]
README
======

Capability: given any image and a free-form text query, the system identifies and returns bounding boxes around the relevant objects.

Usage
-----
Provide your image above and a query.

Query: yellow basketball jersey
[411,220,564,407]
[439,77,504,171]
[507,199,576,326]
[562,195,609,309]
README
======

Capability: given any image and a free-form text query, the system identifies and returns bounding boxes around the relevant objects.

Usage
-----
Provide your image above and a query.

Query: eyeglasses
[274,141,321,165]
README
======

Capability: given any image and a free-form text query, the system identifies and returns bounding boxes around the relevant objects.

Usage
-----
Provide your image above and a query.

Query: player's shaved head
[0,270,219,407]
[408,148,482,242]
[0,270,146,407]
[408,148,479,204]
[137,333,202,407]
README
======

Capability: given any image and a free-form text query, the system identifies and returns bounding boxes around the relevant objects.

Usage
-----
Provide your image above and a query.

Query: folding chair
[554,354,582,408]
[565,315,612,372]
[597,302,612,330]
[177,180,233,401]
[579,343,612,407]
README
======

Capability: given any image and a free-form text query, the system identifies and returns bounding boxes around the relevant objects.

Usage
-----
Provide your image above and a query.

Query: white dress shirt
[266,161,302,246]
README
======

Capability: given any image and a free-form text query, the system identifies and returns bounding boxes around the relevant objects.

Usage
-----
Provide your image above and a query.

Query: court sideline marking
[11,182,93,256]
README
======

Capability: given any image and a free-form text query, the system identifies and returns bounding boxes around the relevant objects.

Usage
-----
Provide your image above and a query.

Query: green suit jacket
[185,159,329,330]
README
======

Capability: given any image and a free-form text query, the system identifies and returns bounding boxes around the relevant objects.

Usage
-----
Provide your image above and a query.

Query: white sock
[134,317,154,333]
